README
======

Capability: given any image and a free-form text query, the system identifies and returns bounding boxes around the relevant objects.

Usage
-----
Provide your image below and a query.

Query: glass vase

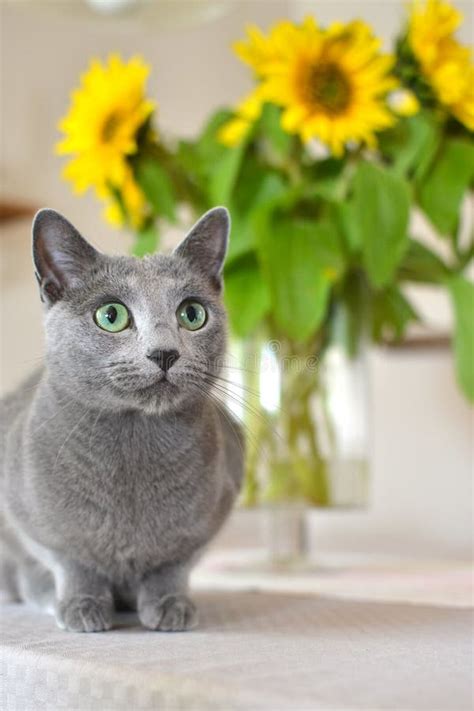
[235,330,370,566]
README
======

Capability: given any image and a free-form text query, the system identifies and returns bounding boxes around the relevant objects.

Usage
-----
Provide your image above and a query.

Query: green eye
[177,300,207,331]
[94,302,130,333]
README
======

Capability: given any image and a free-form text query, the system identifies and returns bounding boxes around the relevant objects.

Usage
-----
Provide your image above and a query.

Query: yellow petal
[56,53,154,195]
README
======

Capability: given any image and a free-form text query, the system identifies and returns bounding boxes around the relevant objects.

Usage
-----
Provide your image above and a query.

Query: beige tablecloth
[1,588,472,710]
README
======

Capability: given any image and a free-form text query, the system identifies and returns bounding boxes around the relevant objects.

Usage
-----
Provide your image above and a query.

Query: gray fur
[0,207,243,632]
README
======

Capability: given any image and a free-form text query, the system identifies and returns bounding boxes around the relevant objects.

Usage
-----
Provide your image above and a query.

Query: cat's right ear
[32,209,100,305]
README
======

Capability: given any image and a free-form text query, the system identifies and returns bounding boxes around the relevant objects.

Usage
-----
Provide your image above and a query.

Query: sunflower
[222,18,398,155]
[56,54,155,196]
[218,89,265,146]
[408,0,474,130]
[103,166,148,230]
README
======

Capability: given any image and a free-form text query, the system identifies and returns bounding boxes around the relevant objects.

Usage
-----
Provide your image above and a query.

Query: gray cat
[0,207,244,632]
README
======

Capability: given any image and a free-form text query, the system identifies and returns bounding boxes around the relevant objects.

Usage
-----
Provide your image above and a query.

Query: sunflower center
[102,112,122,142]
[306,62,351,114]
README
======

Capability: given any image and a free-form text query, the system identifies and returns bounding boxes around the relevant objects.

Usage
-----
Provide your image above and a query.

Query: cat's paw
[56,595,113,633]
[139,593,198,632]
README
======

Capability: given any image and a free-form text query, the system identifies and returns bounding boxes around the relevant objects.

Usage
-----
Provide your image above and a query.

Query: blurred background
[1,0,472,562]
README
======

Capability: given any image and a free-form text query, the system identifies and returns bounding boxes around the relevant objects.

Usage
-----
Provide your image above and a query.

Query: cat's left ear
[32,209,100,305]
[174,207,230,290]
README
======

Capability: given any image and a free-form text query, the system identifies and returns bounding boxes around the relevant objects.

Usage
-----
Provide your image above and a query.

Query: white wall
[306,348,473,561]
[1,0,472,557]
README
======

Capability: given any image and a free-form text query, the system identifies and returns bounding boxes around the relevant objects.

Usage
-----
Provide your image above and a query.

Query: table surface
[1,556,473,711]
[192,549,474,608]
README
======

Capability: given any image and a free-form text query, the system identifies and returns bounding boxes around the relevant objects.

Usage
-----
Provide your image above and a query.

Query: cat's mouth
[107,367,193,414]
[138,375,177,393]
[109,374,177,398]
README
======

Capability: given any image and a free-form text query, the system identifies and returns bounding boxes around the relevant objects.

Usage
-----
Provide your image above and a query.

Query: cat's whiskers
[51,409,92,478]
[104,360,133,368]
[187,364,262,400]
[88,404,106,452]
[210,363,259,376]
[205,371,261,399]
[187,378,276,482]
[201,376,284,445]
[31,395,74,435]
[200,366,305,437]
[187,380,248,463]
[50,388,116,477]
[185,365,279,433]
[110,372,145,386]
[186,374,271,448]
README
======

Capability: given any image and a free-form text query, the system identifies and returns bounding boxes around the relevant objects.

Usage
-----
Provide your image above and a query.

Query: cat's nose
[147,348,180,372]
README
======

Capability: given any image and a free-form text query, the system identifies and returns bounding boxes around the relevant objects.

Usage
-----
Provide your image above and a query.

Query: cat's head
[32,207,229,415]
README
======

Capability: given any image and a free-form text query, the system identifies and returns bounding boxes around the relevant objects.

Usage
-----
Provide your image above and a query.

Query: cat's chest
[46,407,209,485]
[89,464,207,575]
[37,409,219,570]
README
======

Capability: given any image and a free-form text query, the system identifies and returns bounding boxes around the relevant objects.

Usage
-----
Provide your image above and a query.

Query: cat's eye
[94,303,130,333]
[177,300,207,331]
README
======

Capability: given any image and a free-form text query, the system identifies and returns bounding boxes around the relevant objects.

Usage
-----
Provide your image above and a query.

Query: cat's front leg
[137,561,197,632]
[55,561,114,633]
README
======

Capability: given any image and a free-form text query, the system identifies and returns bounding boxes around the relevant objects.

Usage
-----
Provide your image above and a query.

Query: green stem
[269,337,331,506]
[241,335,262,506]
[300,390,330,505]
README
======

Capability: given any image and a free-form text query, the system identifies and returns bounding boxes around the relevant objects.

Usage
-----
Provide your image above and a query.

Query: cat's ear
[32,209,100,305]
[173,207,230,289]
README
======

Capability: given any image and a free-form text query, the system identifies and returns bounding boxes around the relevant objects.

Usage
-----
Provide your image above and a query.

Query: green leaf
[196,109,234,164]
[379,112,441,180]
[398,238,448,284]
[224,253,271,337]
[333,201,363,254]
[353,161,410,287]
[418,138,474,237]
[307,158,346,201]
[258,217,333,342]
[189,108,250,207]
[175,141,204,188]
[258,103,293,158]
[448,275,474,401]
[209,141,247,205]
[372,286,419,342]
[227,172,287,264]
[311,219,346,277]
[135,158,176,222]
[176,140,199,175]
[412,118,442,183]
[132,223,159,257]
